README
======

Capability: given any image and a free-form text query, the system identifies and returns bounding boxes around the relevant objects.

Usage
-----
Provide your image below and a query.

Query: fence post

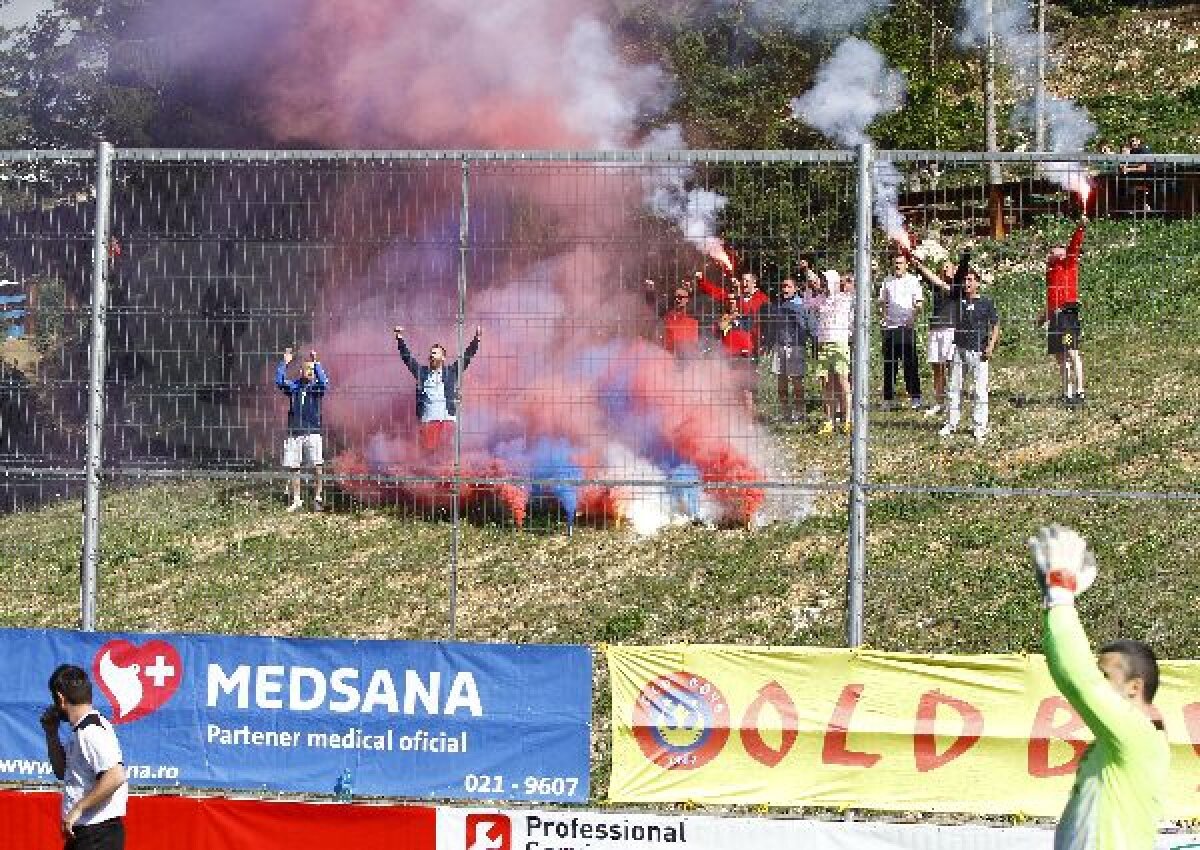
[847,142,873,648]
[448,156,470,640]
[80,141,115,632]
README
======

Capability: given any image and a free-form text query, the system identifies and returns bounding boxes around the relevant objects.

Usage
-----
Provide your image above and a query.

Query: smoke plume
[791,38,910,243]
[958,0,1097,190]
[165,0,804,529]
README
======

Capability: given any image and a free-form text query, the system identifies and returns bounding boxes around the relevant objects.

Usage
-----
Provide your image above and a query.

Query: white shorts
[770,346,807,377]
[927,327,956,364]
[282,434,324,469]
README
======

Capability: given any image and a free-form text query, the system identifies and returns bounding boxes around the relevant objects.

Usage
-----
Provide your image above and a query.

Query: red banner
[0,789,436,850]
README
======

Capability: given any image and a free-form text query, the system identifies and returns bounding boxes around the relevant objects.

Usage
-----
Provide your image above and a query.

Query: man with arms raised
[395,325,482,454]
[1028,524,1170,850]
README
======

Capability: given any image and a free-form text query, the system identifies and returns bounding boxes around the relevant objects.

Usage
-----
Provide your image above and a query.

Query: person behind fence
[1040,214,1087,407]
[908,249,969,418]
[714,294,756,413]
[936,257,1000,443]
[394,324,481,454]
[644,278,700,355]
[697,269,769,353]
[275,347,328,512]
[811,269,854,435]
[761,277,816,424]
[1027,524,1169,850]
[42,664,128,850]
[877,252,924,410]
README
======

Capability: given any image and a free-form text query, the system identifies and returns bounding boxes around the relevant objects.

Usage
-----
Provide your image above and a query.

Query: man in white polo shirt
[42,664,128,850]
[877,253,924,410]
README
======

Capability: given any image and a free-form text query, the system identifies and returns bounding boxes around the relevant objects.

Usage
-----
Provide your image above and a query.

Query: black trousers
[66,818,125,850]
[882,326,922,401]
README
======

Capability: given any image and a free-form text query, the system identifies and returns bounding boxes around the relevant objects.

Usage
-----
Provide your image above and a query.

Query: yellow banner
[608,645,1200,817]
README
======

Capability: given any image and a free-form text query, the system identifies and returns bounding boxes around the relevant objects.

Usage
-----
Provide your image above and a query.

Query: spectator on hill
[644,279,701,356]
[811,270,855,435]
[1120,136,1154,213]
[929,255,1000,443]
[907,248,971,417]
[394,325,481,455]
[697,269,769,353]
[1040,214,1087,407]
[877,253,924,410]
[761,277,817,424]
[275,347,329,512]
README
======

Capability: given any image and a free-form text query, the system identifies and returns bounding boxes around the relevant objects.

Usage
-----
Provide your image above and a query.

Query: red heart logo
[92,639,183,725]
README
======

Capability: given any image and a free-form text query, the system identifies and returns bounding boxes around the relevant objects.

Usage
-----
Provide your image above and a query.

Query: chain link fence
[0,148,1196,653]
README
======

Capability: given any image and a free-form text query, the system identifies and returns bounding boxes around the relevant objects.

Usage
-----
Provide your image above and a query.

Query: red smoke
[253,0,786,528]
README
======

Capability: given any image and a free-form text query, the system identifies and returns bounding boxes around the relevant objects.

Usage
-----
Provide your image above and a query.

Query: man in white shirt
[877,253,924,410]
[42,664,128,850]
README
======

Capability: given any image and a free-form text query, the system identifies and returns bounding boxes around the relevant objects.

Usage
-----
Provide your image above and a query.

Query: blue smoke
[528,437,583,526]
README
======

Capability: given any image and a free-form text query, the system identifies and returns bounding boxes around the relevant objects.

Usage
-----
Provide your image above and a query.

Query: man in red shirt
[1039,214,1087,407]
[715,294,757,413]
[696,269,770,353]
[662,285,701,355]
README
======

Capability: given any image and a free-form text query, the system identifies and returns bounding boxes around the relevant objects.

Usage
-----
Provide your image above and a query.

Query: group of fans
[269,216,1089,511]
[645,214,1088,443]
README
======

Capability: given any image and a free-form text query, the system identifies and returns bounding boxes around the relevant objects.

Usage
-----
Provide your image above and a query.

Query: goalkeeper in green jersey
[1028,525,1171,850]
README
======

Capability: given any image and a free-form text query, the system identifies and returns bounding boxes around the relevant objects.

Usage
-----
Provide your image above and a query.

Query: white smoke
[873,160,908,243]
[790,38,906,147]
[958,0,1097,189]
[1014,96,1096,197]
[791,38,910,242]
[562,17,676,149]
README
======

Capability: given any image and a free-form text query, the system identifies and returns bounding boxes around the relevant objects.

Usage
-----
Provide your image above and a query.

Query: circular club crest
[631,671,729,770]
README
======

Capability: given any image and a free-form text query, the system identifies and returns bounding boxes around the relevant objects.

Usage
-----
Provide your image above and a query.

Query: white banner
[437,808,1199,850]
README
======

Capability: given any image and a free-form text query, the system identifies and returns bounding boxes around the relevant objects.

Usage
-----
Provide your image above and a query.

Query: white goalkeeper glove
[1028,524,1098,608]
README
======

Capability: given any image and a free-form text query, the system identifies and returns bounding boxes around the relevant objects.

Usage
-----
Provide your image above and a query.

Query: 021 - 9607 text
[463,773,579,797]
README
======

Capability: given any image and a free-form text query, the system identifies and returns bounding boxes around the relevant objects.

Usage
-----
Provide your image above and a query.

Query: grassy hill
[1051,3,1200,152]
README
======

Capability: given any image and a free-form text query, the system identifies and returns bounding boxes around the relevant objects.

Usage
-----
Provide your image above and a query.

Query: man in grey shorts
[275,347,329,512]
[763,277,817,424]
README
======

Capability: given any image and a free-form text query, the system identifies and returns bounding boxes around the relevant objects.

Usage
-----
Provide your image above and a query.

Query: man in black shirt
[940,263,1000,443]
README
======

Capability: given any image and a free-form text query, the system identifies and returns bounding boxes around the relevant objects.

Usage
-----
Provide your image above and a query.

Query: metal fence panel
[0,148,1197,642]
[0,153,97,626]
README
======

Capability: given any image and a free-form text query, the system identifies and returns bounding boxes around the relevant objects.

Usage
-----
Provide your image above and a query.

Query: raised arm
[950,250,971,300]
[1031,526,1149,756]
[40,708,65,780]
[695,270,730,303]
[394,327,421,379]
[311,354,329,394]
[1066,219,1086,262]
[907,252,951,293]
[275,352,295,395]
[456,326,482,374]
[1044,606,1149,754]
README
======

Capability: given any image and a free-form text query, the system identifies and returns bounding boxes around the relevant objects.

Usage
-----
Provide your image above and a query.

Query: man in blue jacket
[275,347,329,512]
[394,325,482,454]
